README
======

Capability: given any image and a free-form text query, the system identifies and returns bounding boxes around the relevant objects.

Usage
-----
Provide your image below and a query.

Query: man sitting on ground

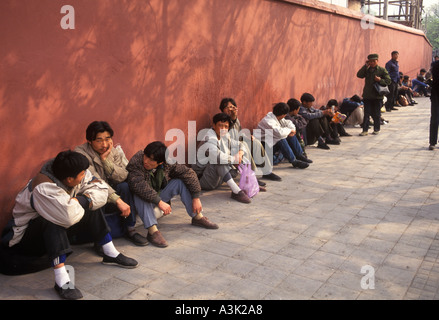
[299,93,336,149]
[127,141,219,248]
[340,95,364,127]
[75,121,148,246]
[286,98,309,157]
[257,102,311,169]
[0,150,138,300]
[219,97,281,182]
[192,113,253,204]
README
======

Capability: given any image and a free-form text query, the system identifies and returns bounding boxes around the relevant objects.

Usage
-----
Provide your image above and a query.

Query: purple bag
[238,163,259,198]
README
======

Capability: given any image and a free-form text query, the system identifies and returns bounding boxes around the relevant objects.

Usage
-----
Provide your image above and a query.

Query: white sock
[226,178,241,194]
[102,241,120,258]
[54,266,70,288]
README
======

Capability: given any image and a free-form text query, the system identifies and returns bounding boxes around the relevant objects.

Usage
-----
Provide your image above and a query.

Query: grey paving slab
[1,97,439,301]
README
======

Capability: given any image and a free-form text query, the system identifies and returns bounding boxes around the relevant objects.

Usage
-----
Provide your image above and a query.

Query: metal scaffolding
[362,0,424,28]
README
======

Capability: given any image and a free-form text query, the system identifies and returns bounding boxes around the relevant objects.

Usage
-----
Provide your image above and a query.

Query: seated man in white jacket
[192,113,253,204]
[0,150,138,300]
[257,102,312,169]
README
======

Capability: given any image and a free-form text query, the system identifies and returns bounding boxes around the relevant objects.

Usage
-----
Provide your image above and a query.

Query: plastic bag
[238,163,259,198]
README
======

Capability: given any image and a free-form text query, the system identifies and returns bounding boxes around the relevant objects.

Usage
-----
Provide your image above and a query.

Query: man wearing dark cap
[385,51,400,112]
[357,53,392,136]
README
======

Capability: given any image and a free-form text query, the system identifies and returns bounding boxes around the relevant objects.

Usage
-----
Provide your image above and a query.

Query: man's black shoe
[54,283,83,300]
[326,138,340,145]
[257,179,266,187]
[291,160,309,169]
[261,172,282,181]
[296,154,313,163]
[102,253,139,269]
[317,141,330,150]
[125,232,149,246]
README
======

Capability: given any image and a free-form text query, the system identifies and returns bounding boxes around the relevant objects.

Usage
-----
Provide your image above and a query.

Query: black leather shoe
[125,232,149,246]
[261,172,282,181]
[296,154,313,163]
[257,179,266,187]
[291,160,309,169]
[317,141,330,150]
[102,253,139,268]
[54,283,83,300]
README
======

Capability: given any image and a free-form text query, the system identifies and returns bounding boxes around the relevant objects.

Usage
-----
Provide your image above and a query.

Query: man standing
[429,59,439,150]
[385,51,400,112]
[357,53,392,136]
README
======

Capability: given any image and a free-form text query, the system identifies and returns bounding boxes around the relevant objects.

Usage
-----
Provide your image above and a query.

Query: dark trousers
[385,81,398,110]
[104,182,136,238]
[305,117,331,145]
[362,99,382,132]
[429,93,439,146]
[11,209,110,262]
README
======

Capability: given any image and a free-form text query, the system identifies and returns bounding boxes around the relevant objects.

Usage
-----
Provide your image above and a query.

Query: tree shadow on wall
[0,0,370,229]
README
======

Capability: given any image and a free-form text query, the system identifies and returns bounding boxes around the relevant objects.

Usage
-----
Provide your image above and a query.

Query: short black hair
[272,102,289,117]
[86,121,114,141]
[52,150,89,181]
[351,95,362,103]
[300,93,315,103]
[287,98,301,112]
[212,112,232,127]
[219,98,237,112]
[144,141,167,164]
[327,99,338,107]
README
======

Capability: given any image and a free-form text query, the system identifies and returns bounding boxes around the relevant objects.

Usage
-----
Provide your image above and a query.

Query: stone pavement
[1,97,439,301]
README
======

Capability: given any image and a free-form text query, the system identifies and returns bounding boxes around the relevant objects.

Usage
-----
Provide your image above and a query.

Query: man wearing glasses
[75,121,148,246]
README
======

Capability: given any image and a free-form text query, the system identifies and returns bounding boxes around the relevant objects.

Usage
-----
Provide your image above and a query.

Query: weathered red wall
[0,0,431,231]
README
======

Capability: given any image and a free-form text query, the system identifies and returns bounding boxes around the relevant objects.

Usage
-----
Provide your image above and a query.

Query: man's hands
[100,140,113,161]
[158,200,172,215]
[157,198,203,216]
[234,150,245,164]
[192,198,203,215]
[116,198,131,218]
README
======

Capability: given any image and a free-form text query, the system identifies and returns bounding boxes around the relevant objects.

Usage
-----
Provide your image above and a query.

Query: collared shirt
[385,59,399,83]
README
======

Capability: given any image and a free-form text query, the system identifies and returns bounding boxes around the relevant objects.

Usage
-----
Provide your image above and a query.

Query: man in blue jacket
[385,51,400,112]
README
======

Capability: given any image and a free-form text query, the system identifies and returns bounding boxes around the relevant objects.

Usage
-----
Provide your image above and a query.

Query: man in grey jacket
[75,121,147,246]
[299,93,335,149]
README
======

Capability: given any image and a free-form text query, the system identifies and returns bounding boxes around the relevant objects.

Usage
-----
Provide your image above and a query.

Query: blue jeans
[133,179,195,229]
[273,135,303,163]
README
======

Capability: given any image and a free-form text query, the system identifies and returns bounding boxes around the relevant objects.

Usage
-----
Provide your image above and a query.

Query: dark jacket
[431,60,439,96]
[385,59,399,83]
[126,150,201,205]
[357,64,391,100]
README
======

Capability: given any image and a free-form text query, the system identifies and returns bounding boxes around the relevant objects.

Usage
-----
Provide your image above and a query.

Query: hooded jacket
[3,159,108,247]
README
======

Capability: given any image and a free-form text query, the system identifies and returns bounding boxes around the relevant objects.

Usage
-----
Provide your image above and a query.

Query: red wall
[0,0,432,231]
